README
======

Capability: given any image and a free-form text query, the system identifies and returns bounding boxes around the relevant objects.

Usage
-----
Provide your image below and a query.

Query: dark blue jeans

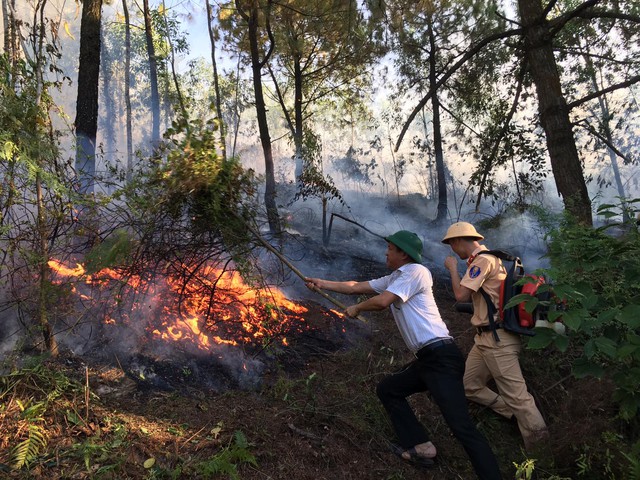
[376,342,502,480]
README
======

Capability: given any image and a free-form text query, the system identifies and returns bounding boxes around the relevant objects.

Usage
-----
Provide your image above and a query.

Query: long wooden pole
[243,221,367,323]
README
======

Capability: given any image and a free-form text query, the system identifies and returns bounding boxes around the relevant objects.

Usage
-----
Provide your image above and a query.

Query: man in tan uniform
[442,222,548,452]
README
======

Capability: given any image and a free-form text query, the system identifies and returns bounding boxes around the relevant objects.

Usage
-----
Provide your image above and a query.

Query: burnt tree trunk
[518,0,592,225]
[74,0,102,196]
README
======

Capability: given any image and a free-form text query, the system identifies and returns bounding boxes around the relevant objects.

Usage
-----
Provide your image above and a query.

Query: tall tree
[2,0,19,84]
[395,0,640,225]
[385,0,506,221]
[556,12,640,222]
[34,0,57,355]
[206,0,227,160]
[580,49,631,221]
[75,0,103,196]
[517,0,592,224]
[122,0,134,183]
[234,0,280,234]
[426,14,447,221]
[142,0,160,145]
[266,0,377,184]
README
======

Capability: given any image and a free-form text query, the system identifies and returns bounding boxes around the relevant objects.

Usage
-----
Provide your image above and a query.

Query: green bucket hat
[385,230,423,263]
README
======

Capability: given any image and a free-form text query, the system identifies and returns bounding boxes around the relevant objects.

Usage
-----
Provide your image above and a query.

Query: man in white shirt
[306,230,501,480]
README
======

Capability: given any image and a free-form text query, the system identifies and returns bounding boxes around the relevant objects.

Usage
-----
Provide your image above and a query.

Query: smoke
[0,307,21,366]
[275,187,559,294]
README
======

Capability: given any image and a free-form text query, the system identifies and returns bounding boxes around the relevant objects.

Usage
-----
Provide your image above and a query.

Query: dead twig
[287,423,325,443]
[181,423,210,450]
[85,365,89,420]
[541,373,573,395]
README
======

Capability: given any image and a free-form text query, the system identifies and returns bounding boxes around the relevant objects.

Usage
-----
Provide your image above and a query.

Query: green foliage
[1,362,81,470]
[294,129,344,206]
[528,201,640,419]
[572,431,633,480]
[513,458,536,480]
[11,423,47,469]
[194,430,257,479]
[123,115,258,254]
[83,229,135,274]
[622,440,640,480]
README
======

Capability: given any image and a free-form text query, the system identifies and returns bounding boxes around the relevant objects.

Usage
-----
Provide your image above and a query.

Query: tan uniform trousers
[463,328,547,449]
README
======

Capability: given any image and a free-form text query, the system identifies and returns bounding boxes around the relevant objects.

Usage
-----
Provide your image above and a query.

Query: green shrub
[527,200,640,419]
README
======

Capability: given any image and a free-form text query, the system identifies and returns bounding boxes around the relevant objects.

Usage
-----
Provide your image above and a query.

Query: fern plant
[11,417,47,470]
[2,361,83,471]
[194,430,257,479]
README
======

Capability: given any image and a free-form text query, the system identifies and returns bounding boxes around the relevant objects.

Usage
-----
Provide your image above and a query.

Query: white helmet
[441,222,484,244]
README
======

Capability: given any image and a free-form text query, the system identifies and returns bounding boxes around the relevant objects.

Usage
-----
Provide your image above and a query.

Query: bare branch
[395,27,523,151]
[567,74,640,111]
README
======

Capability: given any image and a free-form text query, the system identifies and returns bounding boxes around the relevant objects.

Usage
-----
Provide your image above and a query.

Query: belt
[415,338,455,359]
[476,323,502,335]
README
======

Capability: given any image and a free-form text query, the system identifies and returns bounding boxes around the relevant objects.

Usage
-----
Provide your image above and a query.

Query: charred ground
[0,224,627,480]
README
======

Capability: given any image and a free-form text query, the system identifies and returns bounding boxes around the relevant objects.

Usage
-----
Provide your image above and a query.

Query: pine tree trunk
[142,0,160,146]
[205,0,227,161]
[238,0,280,233]
[3,0,19,85]
[518,0,592,225]
[74,0,102,196]
[123,0,133,183]
[428,18,448,222]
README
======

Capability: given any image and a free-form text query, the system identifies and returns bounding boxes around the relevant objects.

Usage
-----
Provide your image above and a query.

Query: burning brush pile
[46,256,362,394]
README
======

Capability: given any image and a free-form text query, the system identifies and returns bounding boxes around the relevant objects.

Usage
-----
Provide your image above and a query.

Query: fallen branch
[85,365,90,420]
[287,422,325,443]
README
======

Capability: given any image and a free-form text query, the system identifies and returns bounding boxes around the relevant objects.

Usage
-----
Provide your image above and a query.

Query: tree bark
[205,0,227,161]
[428,17,448,222]
[74,0,102,196]
[518,0,592,225]
[123,0,133,183]
[237,0,281,233]
[142,0,160,146]
[101,29,115,166]
[3,0,19,85]
[34,0,58,355]
[293,54,303,182]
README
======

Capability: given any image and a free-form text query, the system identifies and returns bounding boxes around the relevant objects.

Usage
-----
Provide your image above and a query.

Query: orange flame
[48,259,310,351]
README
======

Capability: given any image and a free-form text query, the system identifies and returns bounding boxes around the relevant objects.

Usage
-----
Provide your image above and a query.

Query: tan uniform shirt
[460,246,506,327]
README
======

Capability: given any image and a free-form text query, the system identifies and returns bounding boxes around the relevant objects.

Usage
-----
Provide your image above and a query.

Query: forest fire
[47,258,316,353]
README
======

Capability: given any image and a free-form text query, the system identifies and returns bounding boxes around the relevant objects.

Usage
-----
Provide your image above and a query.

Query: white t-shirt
[368,263,451,353]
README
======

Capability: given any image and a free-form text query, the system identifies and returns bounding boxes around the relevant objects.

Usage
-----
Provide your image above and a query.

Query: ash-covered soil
[0,215,622,479]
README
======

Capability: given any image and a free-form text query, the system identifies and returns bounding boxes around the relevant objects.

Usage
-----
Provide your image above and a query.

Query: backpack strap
[479,288,501,342]
[475,250,535,337]
[474,251,506,342]
[477,249,517,262]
